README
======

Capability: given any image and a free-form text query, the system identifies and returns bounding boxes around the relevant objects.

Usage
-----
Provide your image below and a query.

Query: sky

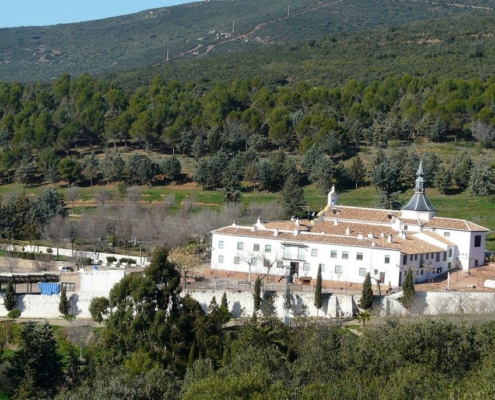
[0,0,197,28]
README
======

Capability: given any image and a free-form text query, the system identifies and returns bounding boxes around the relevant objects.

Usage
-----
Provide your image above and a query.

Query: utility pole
[284,264,291,326]
[288,5,290,17]
[166,49,169,62]
[232,20,235,33]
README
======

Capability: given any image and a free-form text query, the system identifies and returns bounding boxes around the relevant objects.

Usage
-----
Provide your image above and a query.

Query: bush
[107,256,117,263]
[46,248,53,254]
[7,309,21,320]
[119,258,137,264]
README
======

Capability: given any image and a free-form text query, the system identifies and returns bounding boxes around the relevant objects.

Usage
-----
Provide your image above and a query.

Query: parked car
[59,266,74,272]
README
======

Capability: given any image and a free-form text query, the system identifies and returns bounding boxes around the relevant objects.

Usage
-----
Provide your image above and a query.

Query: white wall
[79,270,126,296]
[212,232,402,286]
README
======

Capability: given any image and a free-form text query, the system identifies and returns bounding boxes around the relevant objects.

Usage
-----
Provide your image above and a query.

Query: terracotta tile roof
[311,220,395,238]
[400,218,422,225]
[262,219,311,231]
[421,231,454,246]
[424,217,489,232]
[212,226,444,255]
[322,205,399,223]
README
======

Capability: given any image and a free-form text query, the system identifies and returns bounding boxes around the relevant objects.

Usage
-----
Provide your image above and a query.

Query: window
[359,268,366,276]
[251,258,258,267]
[265,244,272,253]
[403,255,407,265]
[475,259,478,267]
[311,248,318,257]
[374,269,379,275]
[342,251,349,260]
[218,255,224,264]
[234,256,240,264]
[61,282,75,291]
[443,252,447,261]
[436,252,440,262]
[404,225,408,231]
[475,235,482,248]
[331,250,337,258]
[237,242,244,250]
[410,255,413,261]
[253,244,260,252]
[448,248,452,257]
[303,263,310,272]
[277,261,283,268]
[298,247,306,260]
[436,267,442,274]
[420,254,424,267]
[335,265,342,274]
[218,241,224,249]
[319,264,326,273]
[414,254,418,261]
[444,232,451,238]
[420,269,424,276]
[356,252,363,261]
[426,253,429,260]
[384,255,390,264]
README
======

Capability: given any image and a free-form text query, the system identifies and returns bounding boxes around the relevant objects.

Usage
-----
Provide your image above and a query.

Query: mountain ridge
[0,0,492,82]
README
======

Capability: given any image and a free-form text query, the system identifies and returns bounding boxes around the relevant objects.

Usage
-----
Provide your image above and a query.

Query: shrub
[107,256,117,263]
[46,248,53,254]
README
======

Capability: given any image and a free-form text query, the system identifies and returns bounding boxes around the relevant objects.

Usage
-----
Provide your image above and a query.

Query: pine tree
[4,280,16,311]
[349,155,367,188]
[359,273,373,310]
[281,175,306,218]
[314,264,323,312]
[253,277,262,312]
[400,269,416,309]
[59,286,70,316]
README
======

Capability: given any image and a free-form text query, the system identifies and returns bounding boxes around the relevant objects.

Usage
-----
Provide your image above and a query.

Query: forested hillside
[0,0,492,82]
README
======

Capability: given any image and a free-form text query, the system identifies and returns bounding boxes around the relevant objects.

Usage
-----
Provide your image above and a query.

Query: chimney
[252,225,257,231]
[232,221,237,227]
[291,216,295,221]
[357,233,364,240]
[400,231,407,239]
[295,218,300,226]
[371,241,376,247]
[294,229,299,236]
[368,233,374,239]
[387,234,393,243]
[345,227,351,236]
[380,231,385,238]
[273,229,279,237]
[334,219,339,226]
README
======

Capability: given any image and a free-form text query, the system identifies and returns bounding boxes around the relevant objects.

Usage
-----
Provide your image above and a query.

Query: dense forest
[2,248,495,399]
[0,72,494,209]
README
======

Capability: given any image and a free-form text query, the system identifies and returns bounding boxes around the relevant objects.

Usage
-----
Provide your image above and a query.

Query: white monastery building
[210,163,489,287]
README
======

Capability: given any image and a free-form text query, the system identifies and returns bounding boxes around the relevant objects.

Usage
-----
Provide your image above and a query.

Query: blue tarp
[38,282,61,295]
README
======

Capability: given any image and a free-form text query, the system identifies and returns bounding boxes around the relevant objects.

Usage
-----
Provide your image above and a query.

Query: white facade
[211,181,489,287]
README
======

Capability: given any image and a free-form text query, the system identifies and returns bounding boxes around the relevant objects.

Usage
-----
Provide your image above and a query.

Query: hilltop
[0,0,492,82]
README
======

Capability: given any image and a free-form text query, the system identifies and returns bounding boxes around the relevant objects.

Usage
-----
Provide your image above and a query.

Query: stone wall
[2,286,494,321]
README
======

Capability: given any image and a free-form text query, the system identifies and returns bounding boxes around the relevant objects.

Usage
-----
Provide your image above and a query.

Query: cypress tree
[58,286,70,316]
[4,280,16,311]
[187,342,196,370]
[359,273,373,310]
[400,269,416,309]
[314,265,323,312]
[253,277,262,312]
[220,292,231,323]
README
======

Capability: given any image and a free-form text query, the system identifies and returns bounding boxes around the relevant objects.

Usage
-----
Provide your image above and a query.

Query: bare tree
[471,120,495,144]
[163,194,176,217]
[81,210,109,260]
[168,247,202,286]
[67,187,80,214]
[94,188,112,208]
[42,215,67,261]
[126,186,142,204]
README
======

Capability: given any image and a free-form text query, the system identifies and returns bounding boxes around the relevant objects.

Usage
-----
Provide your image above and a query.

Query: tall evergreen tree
[359,273,373,310]
[8,322,61,399]
[349,155,367,188]
[281,175,306,218]
[59,286,70,316]
[400,269,416,309]
[253,277,262,312]
[314,264,323,313]
[220,292,231,323]
[4,279,16,311]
